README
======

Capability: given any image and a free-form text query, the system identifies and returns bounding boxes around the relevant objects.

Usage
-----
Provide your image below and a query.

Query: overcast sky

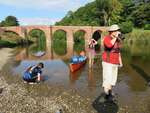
[0,0,93,25]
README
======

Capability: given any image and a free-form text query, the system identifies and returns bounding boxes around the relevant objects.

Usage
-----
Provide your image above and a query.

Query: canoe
[69,57,87,72]
[33,51,45,57]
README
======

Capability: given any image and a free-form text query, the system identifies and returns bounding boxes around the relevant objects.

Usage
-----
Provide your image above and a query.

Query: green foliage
[56,1,100,26]
[73,31,85,52]
[52,30,67,55]
[56,0,149,29]
[96,0,123,26]
[0,16,19,27]
[28,29,46,51]
[131,3,150,27]
[120,21,133,33]
[144,24,150,30]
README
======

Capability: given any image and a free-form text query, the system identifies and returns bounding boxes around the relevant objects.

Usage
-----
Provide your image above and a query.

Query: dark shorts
[23,77,37,83]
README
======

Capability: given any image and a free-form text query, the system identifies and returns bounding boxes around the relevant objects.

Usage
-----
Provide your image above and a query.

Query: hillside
[56,0,150,28]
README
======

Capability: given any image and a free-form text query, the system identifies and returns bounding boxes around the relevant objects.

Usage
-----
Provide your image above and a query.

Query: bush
[120,21,133,34]
[144,24,150,30]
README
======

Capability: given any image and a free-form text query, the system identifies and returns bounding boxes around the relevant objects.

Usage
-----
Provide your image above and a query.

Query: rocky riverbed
[0,48,150,113]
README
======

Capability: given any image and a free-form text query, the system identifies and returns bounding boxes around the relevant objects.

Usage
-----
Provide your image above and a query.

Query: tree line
[56,0,150,32]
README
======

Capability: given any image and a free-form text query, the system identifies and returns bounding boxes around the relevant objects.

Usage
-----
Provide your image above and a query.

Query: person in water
[23,62,44,83]
[71,51,86,63]
[102,24,123,100]
[88,38,97,68]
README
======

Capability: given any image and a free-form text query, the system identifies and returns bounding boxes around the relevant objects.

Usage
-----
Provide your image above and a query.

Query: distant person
[23,62,44,83]
[88,38,97,68]
[102,24,123,100]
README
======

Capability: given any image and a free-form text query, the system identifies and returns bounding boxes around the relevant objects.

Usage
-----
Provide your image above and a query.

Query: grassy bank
[124,29,150,43]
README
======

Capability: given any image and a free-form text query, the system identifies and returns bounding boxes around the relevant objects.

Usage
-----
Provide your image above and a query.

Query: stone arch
[92,30,102,51]
[73,29,88,39]
[25,26,51,46]
[27,29,47,55]
[52,29,67,40]
[73,30,86,53]
[52,29,67,56]
[27,28,46,38]
[27,28,46,37]
[92,30,102,41]
[4,30,20,36]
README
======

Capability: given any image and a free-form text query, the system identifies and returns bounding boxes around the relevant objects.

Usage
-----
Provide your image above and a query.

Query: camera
[117,32,125,40]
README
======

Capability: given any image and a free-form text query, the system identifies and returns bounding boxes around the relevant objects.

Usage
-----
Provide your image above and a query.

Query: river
[1,39,150,113]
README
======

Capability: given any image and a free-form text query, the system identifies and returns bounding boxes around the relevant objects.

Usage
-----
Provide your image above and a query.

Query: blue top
[23,66,42,80]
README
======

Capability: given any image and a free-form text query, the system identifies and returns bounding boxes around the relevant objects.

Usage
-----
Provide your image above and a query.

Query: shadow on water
[130,64,150,85]
[92,93,119,113]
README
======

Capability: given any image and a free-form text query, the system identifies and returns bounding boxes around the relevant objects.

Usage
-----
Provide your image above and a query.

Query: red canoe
[69,58,87,72]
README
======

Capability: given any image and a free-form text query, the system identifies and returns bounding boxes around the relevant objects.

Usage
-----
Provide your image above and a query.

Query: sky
[0,0,93,25]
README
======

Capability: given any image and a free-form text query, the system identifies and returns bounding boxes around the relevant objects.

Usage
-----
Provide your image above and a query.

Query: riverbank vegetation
[56,0,150,34]
[0,31,32,48]
[124,29,150,44]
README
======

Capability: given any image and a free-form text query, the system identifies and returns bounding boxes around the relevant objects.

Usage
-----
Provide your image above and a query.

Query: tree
[131,3,150,27]
[96,0,123,26]
[56,0,149,28]
[0,21,6,27]
[0,16,19,27]
[119,0,135,21]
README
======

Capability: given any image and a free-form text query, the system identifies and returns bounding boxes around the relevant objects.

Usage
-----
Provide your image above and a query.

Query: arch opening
[52,30,67,56]
[73,30,86,54]
[28,29,46,56]
[92,30,101,51]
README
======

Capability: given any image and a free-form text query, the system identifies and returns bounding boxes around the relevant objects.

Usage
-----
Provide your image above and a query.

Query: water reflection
[12,39,150,101]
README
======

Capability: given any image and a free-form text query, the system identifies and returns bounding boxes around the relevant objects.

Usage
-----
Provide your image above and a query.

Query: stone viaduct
[1,25,108,60]
[1,25,108,45]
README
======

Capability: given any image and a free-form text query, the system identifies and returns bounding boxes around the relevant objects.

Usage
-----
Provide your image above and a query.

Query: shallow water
[12,42,150,106]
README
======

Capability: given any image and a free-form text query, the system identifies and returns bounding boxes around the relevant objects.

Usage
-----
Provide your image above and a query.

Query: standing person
[102,24,123,100]
[23,62,44,83]
[88,38,97,68]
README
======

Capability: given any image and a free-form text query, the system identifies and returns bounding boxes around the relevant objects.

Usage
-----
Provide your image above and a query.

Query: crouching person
[23,62,44,83]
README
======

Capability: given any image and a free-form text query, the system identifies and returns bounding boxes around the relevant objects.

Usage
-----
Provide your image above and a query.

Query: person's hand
[119,63,123,68]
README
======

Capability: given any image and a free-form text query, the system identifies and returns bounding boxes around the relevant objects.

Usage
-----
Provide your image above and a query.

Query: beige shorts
[102,61,119,88]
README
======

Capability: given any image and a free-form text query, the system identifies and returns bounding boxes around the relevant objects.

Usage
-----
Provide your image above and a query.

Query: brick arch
[24,26,51,47]
[27,28,47,39]
[4,30,20,36]
[52,29,67,39]
[1,26,25,38]
[26,27,47,37]
[92,29,102,34]
[73,29,87,39]
[73,29,87,33]
[52,29,67,34]
[92,30,102,40]
[73,29,86,45]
